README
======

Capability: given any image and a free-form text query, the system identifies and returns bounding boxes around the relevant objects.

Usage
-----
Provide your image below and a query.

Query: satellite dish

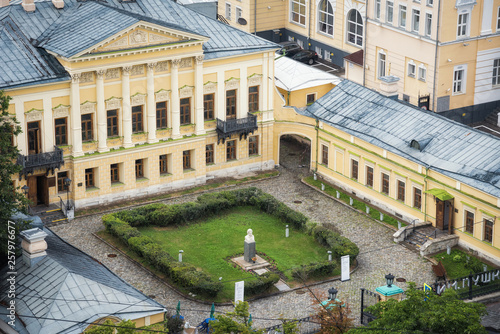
[238,18,247,25]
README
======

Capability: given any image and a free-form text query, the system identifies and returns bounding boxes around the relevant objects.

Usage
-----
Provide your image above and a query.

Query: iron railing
[262,316,321,334]
[17,146,64,179]
[217,14,230,25]
[216,113,258,143]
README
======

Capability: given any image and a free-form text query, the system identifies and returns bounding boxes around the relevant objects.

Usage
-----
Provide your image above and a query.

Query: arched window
[318,0,334,35]
[347,9,363,46]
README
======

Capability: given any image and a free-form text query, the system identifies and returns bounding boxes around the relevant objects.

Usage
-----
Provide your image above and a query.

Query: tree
[84,319,148,334]
[0,90,29,264]
[310,289,354,334]
[210,301,264,334]
[351,283,487,334]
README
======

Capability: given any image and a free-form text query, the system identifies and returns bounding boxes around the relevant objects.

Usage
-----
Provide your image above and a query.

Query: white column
[171,59,181,139]
[147,62,158,143]
[217,70,225,120]
[96,69,108,152]
[14,99,27,156]
[42,97,53,152]
[239,65,248,119]
[122,66,133,148]
[70,74,83,157]
[262,52,269,111]
[195,55,205,135]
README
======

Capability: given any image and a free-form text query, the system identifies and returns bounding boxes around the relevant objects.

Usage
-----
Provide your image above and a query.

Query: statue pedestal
[244,241,256,262]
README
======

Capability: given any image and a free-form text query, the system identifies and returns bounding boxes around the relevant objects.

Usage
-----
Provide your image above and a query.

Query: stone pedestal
[375,284,404,302]
[244,241,256,262]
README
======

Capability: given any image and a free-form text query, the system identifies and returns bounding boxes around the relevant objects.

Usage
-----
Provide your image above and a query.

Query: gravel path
[50,138,435,330]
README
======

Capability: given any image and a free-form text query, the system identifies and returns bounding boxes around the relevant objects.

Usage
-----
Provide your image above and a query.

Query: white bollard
[321,183,325,191]
[179,250,184,262]
[286,225,289,238]
[336,191,340,199]
[366,206,370,214]
[398,221,401,229]
[314,173,317,180]
[447,246,451,255]
[379,213,384,221]
[349,197,353,206]
[328,251,332,262]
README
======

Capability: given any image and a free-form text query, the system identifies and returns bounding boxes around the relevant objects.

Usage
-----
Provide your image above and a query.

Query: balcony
[17,146,64,179]
[216,113,258,143]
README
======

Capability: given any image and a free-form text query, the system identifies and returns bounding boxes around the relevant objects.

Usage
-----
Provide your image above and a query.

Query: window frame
[322,144,329,166]
[412,8,420,33]
[180,97,191,125]
[54,117,68,146]
[484,218,493,243]
[366,165,374,188]
[248,136,259,156]
[135,159,144,179]
[183,150,192,170]
[81,113,93,142]
[492,58,500,86]
[226,89,237,119]
[397,179,406,202]
[418,64,427,82]
[381,172,390,195]
[453,66,467,95]
[85,168,95,189]
[465,210,474,234]
[225,2,231,20]
[386,1,394,24]
[399,5,407,28]
[107,109,119,137]
[351,158,359,181]
[413,187,422,210]
[156,102,168,129]
[110,163,120,184]
[248,86,259,112]
[318,0,335,35]
[425,12,432,36]
[227,139,237,161]
[346,9,363,47]
[132,105,144,133]
[307,93,316,105]
[378,50,386,78]
[204,93,215,121]
[159,154,169,175]
[206,144,215,164]
[457,12,469,38]
[236,6,242,22]
[408,61,416,78]
[291,0,306,26]
[57,171,68,193]
[374,0,381,20]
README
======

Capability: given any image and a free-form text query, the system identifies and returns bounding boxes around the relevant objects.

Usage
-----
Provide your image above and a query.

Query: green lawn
[432,249,495,279]
[139,205,330,299]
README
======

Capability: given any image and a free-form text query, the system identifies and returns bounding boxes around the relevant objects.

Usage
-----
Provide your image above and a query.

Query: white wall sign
[235,281,244,303]
[341,255,350,282]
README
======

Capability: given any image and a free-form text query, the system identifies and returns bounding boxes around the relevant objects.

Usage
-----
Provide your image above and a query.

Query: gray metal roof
[302,80,500,198]
[0,228,165,334]
[0,0,277,89]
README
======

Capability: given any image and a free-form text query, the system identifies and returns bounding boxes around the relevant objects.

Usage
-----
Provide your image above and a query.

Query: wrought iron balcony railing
[17,146,64,179]
[216,113,258,143]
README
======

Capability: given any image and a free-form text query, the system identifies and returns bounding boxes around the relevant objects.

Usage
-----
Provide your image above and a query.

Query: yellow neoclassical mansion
[3,0,499,265]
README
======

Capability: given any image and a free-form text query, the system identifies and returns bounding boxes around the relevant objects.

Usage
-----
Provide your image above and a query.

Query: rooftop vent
[22,0,35,12]
[20,228,48,268]
[410,137,432,151]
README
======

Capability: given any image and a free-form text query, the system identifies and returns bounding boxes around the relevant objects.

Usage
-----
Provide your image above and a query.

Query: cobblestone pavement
[50,138,436,330]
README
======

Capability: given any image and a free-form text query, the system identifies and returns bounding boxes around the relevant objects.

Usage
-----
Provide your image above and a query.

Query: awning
[424,188,454,201]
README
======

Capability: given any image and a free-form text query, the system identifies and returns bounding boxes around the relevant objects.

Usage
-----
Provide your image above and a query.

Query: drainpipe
[254,0,257,35]
[424,165,429,223]
[315,118,319,173]
[362,0,368,86]
[308,0,312,50]
[431,0,442,111]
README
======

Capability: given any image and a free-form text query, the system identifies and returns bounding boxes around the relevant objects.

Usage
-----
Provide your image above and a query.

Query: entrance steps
[31,204,68,226]
[394,222,459,256]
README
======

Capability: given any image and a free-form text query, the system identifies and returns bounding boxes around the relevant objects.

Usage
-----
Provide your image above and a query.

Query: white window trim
[418,64,427,82]
[425,12,432,36]
[399,4,407,28]
[412,8,420,33]
[236,6,242,21]
[452,64,467,95]
[346,9,364,47]
[375,0,381,20]
[482,213,494,243]
[380,171,390,195]
[457,10,471,39]
[407,60,416,78]
[492,58,500,87]
[225,2,232,20]
[426,0,433,7]
[350,156,359,180]
[364,162,375,187]
[386,1,394,24]
[378,49,386,78]
[290,0,307,26]
[411,184,423,210]
[317,0,335,36]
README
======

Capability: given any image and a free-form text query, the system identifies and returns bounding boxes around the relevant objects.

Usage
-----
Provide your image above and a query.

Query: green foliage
[291,260,337,279]
[352,283,487,334]
[85,319,138,334]
[309,225,359,260]
[210,301,263,334]
[244,272,280,296]
[165,313,184,334]
[433,249,491,279]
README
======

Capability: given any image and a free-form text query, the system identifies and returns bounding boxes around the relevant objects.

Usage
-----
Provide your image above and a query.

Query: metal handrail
[58,196,67,216]
[216,113,257,133]
[17,146,63,169]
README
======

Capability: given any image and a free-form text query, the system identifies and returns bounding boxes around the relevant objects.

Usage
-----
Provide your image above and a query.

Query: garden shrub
[465,256,484,273]
[310,225,359,260]
[245,272,279,296]
[291,260,337,279]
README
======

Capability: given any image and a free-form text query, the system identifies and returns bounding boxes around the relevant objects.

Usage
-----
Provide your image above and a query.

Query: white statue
[245,229,255,243]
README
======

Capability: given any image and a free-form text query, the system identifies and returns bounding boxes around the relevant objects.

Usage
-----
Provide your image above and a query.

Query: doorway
[436,198,453,234]
[27,175,49,206]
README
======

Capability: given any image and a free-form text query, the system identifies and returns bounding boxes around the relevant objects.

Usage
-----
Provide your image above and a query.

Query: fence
[434,268,500,300]
[360,288,380,326]
[262,316,321,334]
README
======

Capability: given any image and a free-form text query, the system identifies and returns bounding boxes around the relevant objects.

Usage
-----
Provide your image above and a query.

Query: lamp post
[385,273,395,288]
[328,287,338,300]
[64,177,72,210]
[22,185,30,214]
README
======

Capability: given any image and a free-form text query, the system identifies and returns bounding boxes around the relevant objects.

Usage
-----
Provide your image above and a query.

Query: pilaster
[239,65,248,119]
[217,70,225,120]
[14,100,27,156]
[171,59,181,139]
[195,55,205,135]
[147,62,158,143]
[96,69,108,152]
[70,74,83,157]
[42,97,53,152]
[122,66,133,148]
[262,52,269,111]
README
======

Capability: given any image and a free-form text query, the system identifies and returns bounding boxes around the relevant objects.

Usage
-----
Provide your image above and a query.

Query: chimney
[22,0,35,12]
[20,228,48,267]
[52,0,64,9]
[0,0,9,8]
[379,75,400,100]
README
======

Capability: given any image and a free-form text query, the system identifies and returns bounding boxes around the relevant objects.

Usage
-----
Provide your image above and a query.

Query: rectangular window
[156,102,168,129]
[382,173,390,195]
[497,7,500,30]
[412,9,420,32]
[378,52,386,78]
[226,89,237,119]
[453,68,465,94]
[132,105,143,133]
[426,0,433,6]
[206,144,214,164]
[492,59,500,86]
[85,168,94,189]
[375,0,381,19]
[457,13,469,37]
[249,86,259,112]
[57,171,68,193]
[249,136,259,156]
[81,114,93,142]
[110,163,119,183]
[366,166,374,187]
[408,62,416,77]
[180,98,191,125]
[351,159,358,180]
[397,180,405,202]
[386,1,394,23]
[322,145,328,165]
[225,2,231,19]
[183,150,191,170]
[425,13,432,36]
[465,211,474,234]
[107,109,119,136]
[204,94,215,120]
[418,65,427,81]
[227,140,237,161]
[54,117,67,146]
[236,7,242,21]
[291,0,306,25]
[413,187,421,209]
[399,5,407,28]
[484,219,493,243]
[159,154,169,174]
[307,93,316,105]
[135,159,144,179]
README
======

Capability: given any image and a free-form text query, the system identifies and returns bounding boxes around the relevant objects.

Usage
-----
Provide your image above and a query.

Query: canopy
[424,188,454,201]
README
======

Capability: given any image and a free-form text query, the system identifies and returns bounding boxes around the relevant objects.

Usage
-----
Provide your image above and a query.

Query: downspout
[254,0,257,35]
[424,164,429,223]
[308,0,312,50]
[315,118,319,173]
[431,0,442,111]
[287,90,291,106]
[362,0,368,86]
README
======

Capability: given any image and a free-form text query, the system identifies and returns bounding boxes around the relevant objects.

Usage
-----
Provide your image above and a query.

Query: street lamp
[22,185,30,214]
[328,287,338,300]
[64,177,72,210]
[385,273,395,288]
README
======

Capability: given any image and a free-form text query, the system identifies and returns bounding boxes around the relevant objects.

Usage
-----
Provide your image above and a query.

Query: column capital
[96,69,106,79]
[195,55,204,65]
[147,62,158,71]
[171,58,181,68]
[71,73,81,83]
[122,66,132,75]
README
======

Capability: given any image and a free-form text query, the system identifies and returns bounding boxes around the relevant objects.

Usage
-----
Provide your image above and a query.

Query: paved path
[50,138,435,330]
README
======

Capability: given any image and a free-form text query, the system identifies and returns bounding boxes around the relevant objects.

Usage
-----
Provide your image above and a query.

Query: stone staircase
[485,108,500,126]
[30,204,68,226]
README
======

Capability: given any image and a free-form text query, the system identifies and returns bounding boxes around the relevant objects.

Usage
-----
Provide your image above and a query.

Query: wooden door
[444,200,454,234]
[27,121,41,155]
[37,176,49,206]
[27,176,37,205]
[436,199,444,230]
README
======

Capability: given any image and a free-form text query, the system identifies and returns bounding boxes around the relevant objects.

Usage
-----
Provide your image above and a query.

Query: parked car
[291,50,319,65]
[277,41,302,57]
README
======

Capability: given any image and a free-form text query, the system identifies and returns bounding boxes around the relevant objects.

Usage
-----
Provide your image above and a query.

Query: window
[397,180,405,202]
[110,163,119,183]
[85,168,94,189]
[307,93,316,105]
[132,105,143,133]
[226,89,237,119]
[484,219,493,243]
[322,145,328,165]
[408,62,416,77]
[249,136,259,156]
[457,13,469,38]
[378,50,386,78]
[374,0,381,20]
[386,1,394,23]
[492,59,500,86]
[107,110,118,136]
[159,154,169,174]
[324,50,331,62]
[413,187,421,209]
[236,7,242,21]
[57,171,68,193]
[135,159,144,179]
[225,2,231,20]
[347,10,363,46]
[426,0,433,6]
[204,94,215,120]
[291,0,306,25]
[54,118,67,146]
[351,159,358,180]
[418,65,427,81]
[366,166,373,187]
[497,6,500,30]
[81,114,93,142]
[425,13,432,36]
[249,86,259,112]
[453,67,465,94]
[465,211,474,234]
[412,9,420,32]
[183,150,192,170]
[315,46,323,58]
[399,5,407,28]
[206,144,214,164]
[180,98,191,125]
[382,173,390,195]
[296,39,304,48]
[318,0,334,35]
[156,102,167,129]
[227,140,236,161]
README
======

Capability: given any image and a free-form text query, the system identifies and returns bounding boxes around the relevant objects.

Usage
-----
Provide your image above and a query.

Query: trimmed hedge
[291,260,337,279]
[310,225,359,260]
[245,272,280,296]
